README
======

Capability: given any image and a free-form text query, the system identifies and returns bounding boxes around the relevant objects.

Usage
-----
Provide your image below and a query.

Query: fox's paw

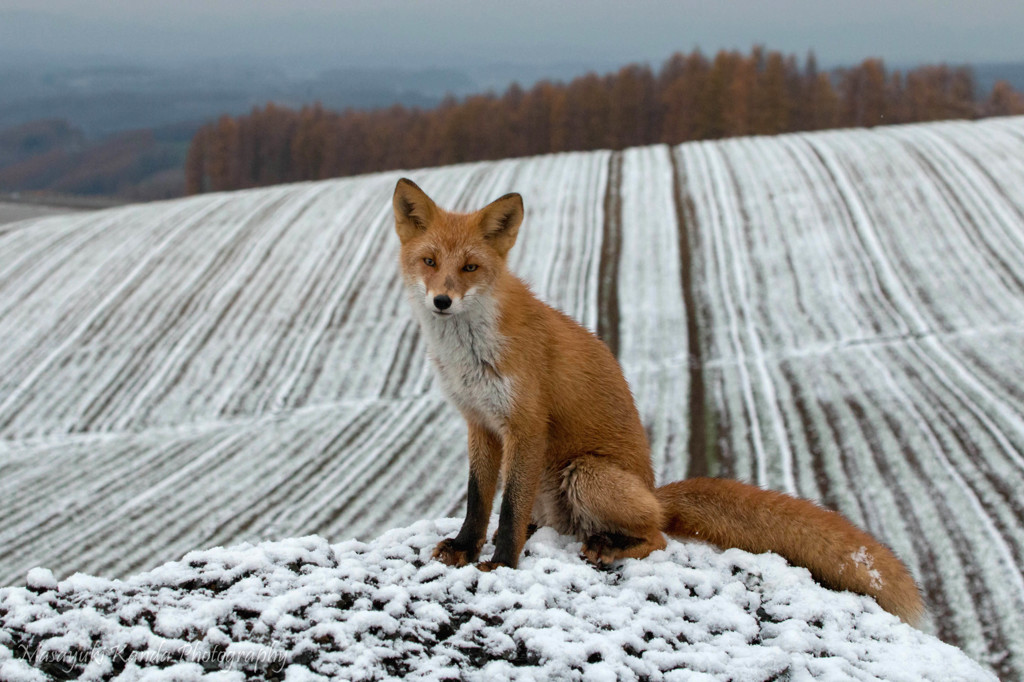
[476,560,513,572]
[432,538,476,567]
[582,533,621,566]
[583,531,662,565]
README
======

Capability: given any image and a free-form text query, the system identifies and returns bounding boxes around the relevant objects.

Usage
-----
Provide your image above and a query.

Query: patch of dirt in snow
[0,519,993,681]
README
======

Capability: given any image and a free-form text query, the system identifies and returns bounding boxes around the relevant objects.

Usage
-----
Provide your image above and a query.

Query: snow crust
[0,519,992,681]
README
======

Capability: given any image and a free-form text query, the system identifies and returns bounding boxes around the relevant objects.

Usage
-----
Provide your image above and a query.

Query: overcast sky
[2,0,1023,73]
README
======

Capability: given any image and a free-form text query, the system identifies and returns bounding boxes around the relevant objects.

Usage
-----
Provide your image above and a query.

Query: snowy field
[1,116,1023,677]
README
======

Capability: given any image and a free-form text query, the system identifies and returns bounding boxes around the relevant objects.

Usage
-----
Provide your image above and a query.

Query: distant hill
[0,63,474,200]
[0,119,83,168]
[0,119,195,200]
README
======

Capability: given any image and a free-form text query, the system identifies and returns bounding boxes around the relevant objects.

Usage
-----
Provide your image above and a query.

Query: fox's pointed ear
[393,178,438,243]
[478,192,524,258]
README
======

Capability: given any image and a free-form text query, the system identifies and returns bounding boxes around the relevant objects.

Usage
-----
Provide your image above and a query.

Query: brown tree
[986,80,1024,116]
[183,47,1024,194]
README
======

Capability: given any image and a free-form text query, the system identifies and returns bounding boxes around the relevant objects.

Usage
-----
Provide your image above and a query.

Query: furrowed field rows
[0,150,621,583]
[1,117,1022,678]
[680,118,1024,678]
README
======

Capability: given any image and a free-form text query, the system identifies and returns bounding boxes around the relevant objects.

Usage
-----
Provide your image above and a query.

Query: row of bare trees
[185,47,1024,194]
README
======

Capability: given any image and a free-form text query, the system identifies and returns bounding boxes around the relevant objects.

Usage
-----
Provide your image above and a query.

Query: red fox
[392,178,924,625]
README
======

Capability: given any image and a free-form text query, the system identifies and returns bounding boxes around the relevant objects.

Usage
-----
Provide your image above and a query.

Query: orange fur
[393,178,924,626]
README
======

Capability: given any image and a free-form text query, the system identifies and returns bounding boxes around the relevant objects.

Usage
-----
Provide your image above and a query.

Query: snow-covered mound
[0,519,992,681]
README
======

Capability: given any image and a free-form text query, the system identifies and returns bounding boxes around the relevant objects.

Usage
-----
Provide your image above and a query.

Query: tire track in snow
[669,148,711,480]
[775,361,837,511]
[597,151,622,358]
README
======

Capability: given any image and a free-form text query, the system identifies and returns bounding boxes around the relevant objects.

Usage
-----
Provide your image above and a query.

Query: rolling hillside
[1,117,1023,677]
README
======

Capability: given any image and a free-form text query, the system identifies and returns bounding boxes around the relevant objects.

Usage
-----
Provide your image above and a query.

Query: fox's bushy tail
[655,477,924,625]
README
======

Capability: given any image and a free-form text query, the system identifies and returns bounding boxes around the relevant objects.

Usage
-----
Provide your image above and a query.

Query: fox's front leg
[433,424,501,567]
[478,426,545,570]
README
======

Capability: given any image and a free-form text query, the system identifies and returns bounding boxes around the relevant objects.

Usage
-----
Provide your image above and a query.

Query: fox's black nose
[433,294,452,311]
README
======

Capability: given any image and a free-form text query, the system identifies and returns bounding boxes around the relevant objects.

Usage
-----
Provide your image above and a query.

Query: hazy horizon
[2,1,1023,77]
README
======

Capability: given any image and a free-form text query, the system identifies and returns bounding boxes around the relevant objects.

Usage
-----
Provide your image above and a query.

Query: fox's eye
[462,264,478,272]
[424,257,436,267]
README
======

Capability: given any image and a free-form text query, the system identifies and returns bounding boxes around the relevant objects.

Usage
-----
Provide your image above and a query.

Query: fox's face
[393,178,523,318]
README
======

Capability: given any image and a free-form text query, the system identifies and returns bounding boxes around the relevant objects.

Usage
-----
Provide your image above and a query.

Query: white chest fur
[412,294,514,432]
